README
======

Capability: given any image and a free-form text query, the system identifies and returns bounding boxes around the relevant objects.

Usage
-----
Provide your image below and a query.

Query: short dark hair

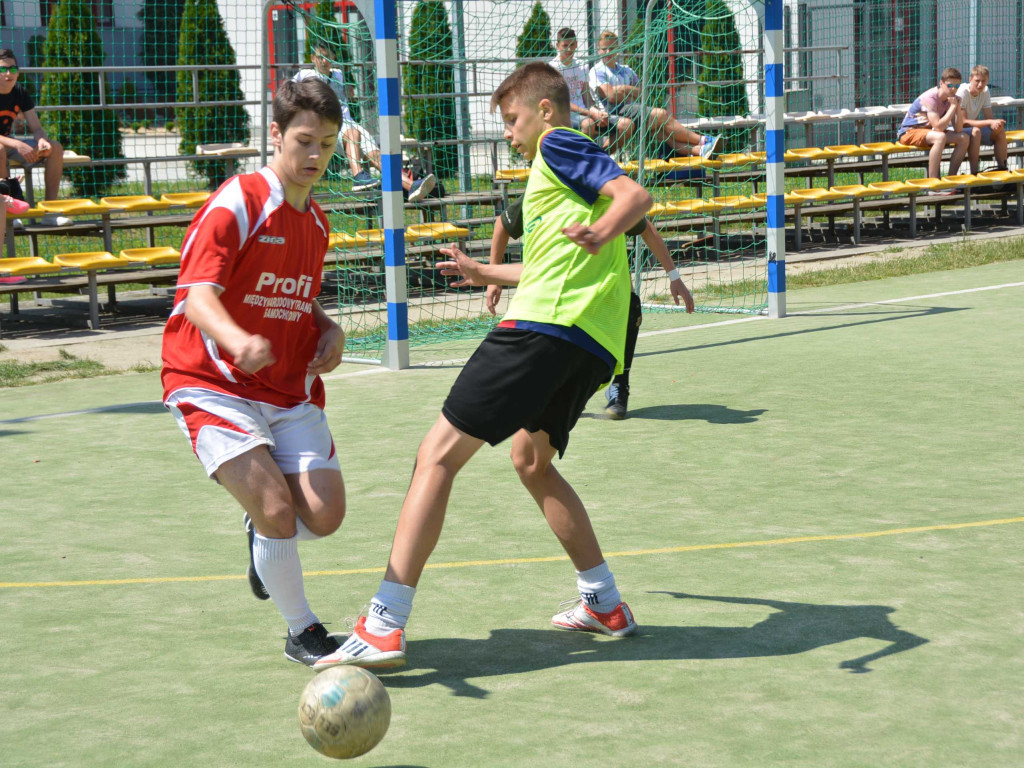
[556,28,576,43]
[941,67,963,82]
[0,49,17,65]
[490,62,570,115]
[272,78,343,133]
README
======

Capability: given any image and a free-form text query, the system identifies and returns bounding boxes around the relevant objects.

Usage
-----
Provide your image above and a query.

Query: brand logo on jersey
[257,235,286,245]
[255,271,314,298]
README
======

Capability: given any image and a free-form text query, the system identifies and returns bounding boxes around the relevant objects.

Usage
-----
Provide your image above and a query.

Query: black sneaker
[604,381,630,420]
[243,513,270,600]
[285,623,341,667]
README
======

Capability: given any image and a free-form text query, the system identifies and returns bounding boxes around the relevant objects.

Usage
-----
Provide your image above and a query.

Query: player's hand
[671,278,695,313]
[14,140,38,163]
[233,334,276,374]
[485,284,503,315]
[437,245,485,287]
[35,138,52,157]
[993,119,1006,131]
[562,222,605,254]
[308,323,345,375]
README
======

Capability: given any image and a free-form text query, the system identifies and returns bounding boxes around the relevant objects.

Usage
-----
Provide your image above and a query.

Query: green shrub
[403,1,457,181]
[39,0,126,197]
[176,0,250,188]
[515,2,553,64]
[697,0,749,153]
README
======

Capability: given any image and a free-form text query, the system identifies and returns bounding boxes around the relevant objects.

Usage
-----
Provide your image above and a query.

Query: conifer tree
[515,2,553,64]
[403,1,457,181]
[138,0,186,109]
[697,0,749,152]
[176,0,250,188]
[40,0,126,197]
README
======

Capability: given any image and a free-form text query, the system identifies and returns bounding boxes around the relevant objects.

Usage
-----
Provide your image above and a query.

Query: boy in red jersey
[161,79,347,666]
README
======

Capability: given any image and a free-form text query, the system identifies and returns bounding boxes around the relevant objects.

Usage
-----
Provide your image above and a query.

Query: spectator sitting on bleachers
[957,65,1008,174]
[896,67,970,187]
[0,48,72,226]
[588,30,720,160]
[293,43,435,202]
[548,27,626,153]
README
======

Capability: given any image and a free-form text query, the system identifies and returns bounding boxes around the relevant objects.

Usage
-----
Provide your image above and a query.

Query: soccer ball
[298,666,391,759]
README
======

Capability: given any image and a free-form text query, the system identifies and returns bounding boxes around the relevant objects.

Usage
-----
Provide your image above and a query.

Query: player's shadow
[622,404,767,423]
[383,591,928,698]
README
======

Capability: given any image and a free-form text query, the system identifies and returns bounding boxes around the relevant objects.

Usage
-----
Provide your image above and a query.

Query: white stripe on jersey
[179,176,250,271]
[201,328,237,383]
[253,168,287,239]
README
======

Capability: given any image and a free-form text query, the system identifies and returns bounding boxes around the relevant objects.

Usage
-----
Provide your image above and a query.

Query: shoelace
[326,604,368,641]
[556,596,582,613]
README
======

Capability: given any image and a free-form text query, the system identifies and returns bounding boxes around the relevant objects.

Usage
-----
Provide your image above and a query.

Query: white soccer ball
[298,666,391,759]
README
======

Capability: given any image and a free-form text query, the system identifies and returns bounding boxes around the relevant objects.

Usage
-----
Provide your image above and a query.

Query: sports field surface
[3,261,1022,767]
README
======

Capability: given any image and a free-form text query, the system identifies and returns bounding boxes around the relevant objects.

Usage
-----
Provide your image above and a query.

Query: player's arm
[563,175,652,254]
[639,221,694,313]
[926,98,958,131]
[308,301,345,375]
[981,106,1005,129]
[184,284,276,374]
[23,109,51,151]
[485,213,512,314]
[437,245,522,288]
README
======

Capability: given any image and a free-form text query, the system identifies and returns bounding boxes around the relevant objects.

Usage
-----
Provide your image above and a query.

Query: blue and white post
[764,0,786,318]
[376,0,410,368]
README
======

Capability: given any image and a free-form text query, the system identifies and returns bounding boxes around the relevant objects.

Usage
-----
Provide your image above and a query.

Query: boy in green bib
[316,62,652,671]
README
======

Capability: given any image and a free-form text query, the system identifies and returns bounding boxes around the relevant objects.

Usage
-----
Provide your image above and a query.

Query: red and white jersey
[161,167,330,409]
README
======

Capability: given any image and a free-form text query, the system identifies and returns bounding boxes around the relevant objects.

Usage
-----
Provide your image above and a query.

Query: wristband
[667,268,680,281]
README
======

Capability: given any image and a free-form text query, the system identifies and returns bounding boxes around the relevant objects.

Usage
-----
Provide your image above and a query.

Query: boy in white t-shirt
[548,27,625,151]
[956,65,1008,173]
[294,44,435,201]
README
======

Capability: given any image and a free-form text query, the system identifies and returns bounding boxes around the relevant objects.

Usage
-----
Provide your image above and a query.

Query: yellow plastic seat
[825,144,876,158]
[942,174,986,187]
[717,152,762,167]
[119,247,182,265]
[786,147,842,161]
[668,157,722,170]
[0,257,62,276]
[161,192,211,208]
[906,177,958,192]
[702,195,761,212]
[750,192,803,206]
[355,228,417,244]
[868,181,917,194]
[747,151,767,162]
[830,184,879,198]
[861,141,921,155]
[647,202,672,217]
[53,251,134,270]
[406,223,470,240]
[791,188,847,203]
[38,199,112,215]
[101,195,171,212]
[979,170,1020,184]
[328,232,365,249]
[1004,130,1024,142]
[666,199,709,214]
[495,168,530,182]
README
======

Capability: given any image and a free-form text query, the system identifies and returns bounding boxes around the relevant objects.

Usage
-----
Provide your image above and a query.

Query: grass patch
[0,349,107,387]
[787,235,1024,289]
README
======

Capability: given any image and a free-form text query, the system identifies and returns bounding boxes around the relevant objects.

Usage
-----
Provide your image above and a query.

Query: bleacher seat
[161,192,211,208]
[101,195,171,213]
[0,256,61,277]
[119,247,182,266]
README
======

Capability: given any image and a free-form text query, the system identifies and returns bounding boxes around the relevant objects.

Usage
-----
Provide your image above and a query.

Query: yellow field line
[2,516,1022,590]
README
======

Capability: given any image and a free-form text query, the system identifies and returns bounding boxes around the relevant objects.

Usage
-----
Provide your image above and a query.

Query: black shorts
[442,328,610,457]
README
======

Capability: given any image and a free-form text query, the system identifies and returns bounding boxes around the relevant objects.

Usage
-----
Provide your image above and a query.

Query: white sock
[294,516,324,541]
[364,580,416,635]
[252,532,318,634]
[576,561,622,613]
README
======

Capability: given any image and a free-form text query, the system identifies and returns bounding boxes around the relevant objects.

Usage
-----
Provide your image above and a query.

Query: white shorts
[339,119,379,158]
[165,388,340,478]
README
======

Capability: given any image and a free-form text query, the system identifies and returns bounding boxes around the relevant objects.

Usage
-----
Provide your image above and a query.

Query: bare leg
[968,128,981,174]
[510,429,604,572]
[383,415,485,586]
[340,128,363,176]
[992,126,1008,167]
[42,139,63,201]
[925,132,946,178]
[364,149,412,191]
[947,132,969,176]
